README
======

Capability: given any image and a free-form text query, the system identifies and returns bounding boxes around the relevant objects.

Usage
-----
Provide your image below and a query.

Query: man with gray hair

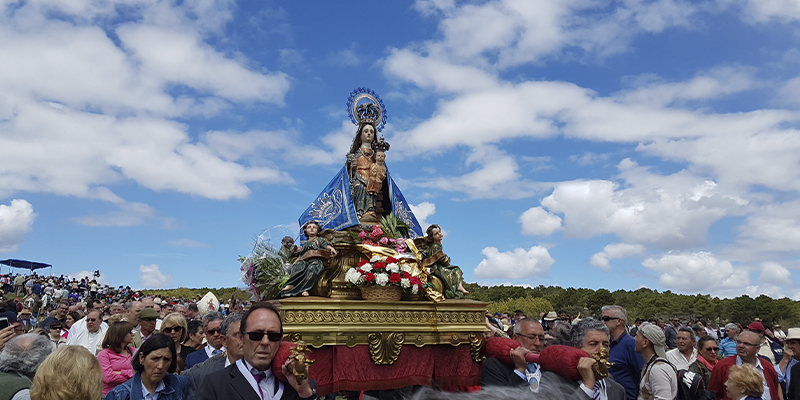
[182,312,245,398]
[0,333,53,400]
[482,318,545,389]
[602,305,645,400]
[719,323,739,358]
[539,318,626,400]
[184,311,225,370]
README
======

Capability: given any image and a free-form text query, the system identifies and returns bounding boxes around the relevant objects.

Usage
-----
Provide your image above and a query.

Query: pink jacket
[97,347,135,395]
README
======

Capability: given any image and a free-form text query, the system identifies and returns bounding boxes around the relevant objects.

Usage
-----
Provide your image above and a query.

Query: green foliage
[465,282,800,326]
[487,296,554,319]
[380,213,410,239]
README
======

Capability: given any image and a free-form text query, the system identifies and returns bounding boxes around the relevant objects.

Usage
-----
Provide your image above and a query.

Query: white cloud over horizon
[474,246,554,280]
[139,264,173,288]
[0,199,35,252]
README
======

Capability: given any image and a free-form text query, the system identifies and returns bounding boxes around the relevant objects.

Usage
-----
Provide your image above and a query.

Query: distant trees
[465,283,800,326]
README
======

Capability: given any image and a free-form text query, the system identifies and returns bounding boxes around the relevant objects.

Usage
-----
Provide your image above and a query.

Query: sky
[1,0,800,300]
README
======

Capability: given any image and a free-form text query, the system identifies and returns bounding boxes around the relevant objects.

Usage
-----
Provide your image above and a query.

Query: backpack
[676,369,716,400]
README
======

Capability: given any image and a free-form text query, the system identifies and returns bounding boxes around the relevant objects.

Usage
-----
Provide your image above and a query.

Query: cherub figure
[591,347,614,379]
[288,340,315,381]
[366,150,387,196]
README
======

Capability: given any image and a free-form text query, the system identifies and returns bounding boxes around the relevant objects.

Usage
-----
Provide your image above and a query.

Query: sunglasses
[601,316,620,322]
[205,328,222,336]
[162,326,184,334]
[244,331,283,342]
[705,347,720,351]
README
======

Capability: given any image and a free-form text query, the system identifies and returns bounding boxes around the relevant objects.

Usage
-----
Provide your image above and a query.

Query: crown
[346,87,387,132]
[373,136,390,152]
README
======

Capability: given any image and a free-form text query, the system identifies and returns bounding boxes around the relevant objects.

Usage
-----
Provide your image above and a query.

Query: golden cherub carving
[591,347,615,379]
[288,341,315,381]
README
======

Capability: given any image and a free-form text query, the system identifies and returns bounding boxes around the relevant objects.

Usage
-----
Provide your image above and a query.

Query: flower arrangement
[350,213,409,253]
[344,255,423,294]
[239,235,291,301]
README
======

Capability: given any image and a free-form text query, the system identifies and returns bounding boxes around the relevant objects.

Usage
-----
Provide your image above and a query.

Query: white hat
[785,327,800,341]
[639,322,667,359]
[543,311,557,321]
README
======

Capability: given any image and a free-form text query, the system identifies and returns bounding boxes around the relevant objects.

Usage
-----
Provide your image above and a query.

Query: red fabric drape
[273,342,480,395]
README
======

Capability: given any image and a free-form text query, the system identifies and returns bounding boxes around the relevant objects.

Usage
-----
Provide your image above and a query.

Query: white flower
[400,265,412,274]
[375,273,389,286]
[370,255,382,263]
[386,263,399,273]
[411,285,419,295]
[360,264,373,273]
[345,269,362,284]
[401,278,410,288]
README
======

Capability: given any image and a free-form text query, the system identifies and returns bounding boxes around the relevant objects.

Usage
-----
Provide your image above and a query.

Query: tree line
[464,283,800,327]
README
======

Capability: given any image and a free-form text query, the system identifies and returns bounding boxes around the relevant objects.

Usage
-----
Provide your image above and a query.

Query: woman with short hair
[30,345,103,400]
[689,335,720,388]
[105,333,187,400]
[47,321,67,348]
[184,319,205,350]
[97,321,136,395]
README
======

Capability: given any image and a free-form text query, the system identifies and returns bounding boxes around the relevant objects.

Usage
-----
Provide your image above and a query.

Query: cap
[785,328,800,341]
[639,322,667,359]
[543,311,557,321]
[137,308,160,320]
[747,322,765,332]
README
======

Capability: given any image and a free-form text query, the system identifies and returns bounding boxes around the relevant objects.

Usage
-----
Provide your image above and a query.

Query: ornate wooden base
[279,297,487,365]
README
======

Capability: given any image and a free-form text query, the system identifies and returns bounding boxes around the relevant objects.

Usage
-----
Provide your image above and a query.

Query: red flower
[409,277,422,286]
[357,259,369,267]
[402,271,411,279]
[373,262,386,269]
[358,269,365,274]
[386,257,398,264]
[389,273,401,283]
[364,273,375,282]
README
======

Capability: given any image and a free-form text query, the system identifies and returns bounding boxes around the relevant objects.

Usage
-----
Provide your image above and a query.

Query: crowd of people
[3,271,800,400]
[481,306,800,400]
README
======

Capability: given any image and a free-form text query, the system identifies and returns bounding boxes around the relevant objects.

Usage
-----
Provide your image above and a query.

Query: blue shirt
[609,330,645,400]
[720,337,737,358]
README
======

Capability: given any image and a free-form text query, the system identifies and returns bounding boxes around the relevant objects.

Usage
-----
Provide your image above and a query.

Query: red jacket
[708,355,780,400]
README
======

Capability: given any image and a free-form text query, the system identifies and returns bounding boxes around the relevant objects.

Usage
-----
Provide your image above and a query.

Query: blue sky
[1,0,800,299]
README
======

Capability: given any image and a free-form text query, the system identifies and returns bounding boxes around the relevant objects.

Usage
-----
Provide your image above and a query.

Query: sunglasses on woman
[162,326,183,334]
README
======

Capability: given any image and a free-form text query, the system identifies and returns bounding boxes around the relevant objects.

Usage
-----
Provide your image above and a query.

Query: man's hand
[0,325,15,352]
[510,346,530,373]
[282,357,314,398]
[577,357,597,389]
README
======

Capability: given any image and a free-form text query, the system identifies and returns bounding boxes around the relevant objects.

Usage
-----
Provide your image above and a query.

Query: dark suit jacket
[182,352,228,399]
[540,371,626,400]
[184,348,211,370]
[197,362,317,400]
[788,361,800,400]
[481,357,528,387]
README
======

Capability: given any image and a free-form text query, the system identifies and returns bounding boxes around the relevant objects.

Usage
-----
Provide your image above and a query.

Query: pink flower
[378,237,389,245]
[394,240,407,253]
[358,231,367,239]
[370,225,383,239]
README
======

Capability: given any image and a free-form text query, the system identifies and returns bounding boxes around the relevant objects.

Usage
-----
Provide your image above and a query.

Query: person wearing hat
[543,311,557,331]
[774,325,787,341]
[132,308,160,348]
[779,328,800,400]
[746,322,784,365]
[635,322,678,400]
[17,309,34,333]
[708,330,781,400]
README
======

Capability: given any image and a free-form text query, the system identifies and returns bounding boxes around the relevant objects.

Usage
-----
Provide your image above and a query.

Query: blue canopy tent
[0,259,52,275]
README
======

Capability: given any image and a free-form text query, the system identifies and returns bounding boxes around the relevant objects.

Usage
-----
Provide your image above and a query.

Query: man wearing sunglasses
[185,311,226,370]
[708,330,781,400]
[198,302,318,400]
[601,305,644,400]
[780,328,800,400]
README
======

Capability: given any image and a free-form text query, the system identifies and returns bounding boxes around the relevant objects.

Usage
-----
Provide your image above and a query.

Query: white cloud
[519,206,562,236]
[758,262,791,285]
[739,0,800,23]
[732,201,800,256]
[590,243,646,272]
[409,202,436,232]
[642,251,750,294]
[139,264,173,288]
[0,199,35,252]
[73,202,156,227]
[0,0,294,207]
[69,270,111,286]
[169,238,210,248]
[540,162,745,249]
[618,66,756,107]
[474,246,554,280]
[327,43,361,66]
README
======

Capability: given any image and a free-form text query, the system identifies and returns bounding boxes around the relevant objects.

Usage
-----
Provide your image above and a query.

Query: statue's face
[376,152,385,162]
[431,228,443,242]
[305,223,319,237]
[360,125,375,144]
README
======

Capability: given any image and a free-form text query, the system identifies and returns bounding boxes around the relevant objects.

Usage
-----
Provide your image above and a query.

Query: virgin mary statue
[299,88,423,237]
